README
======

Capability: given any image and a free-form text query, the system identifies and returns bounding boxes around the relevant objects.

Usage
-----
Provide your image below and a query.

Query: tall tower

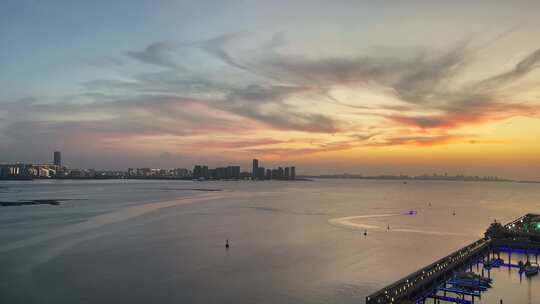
[53,151,62,167]
[291,166,296,180]
[252,159,259,179]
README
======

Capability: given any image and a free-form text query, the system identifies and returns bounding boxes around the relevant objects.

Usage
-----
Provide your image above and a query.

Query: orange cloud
[387,102,539,130]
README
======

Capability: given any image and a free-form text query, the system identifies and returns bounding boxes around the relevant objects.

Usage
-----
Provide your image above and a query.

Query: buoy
[364,229,368,236]
[225,239,230,249]
[453,210,456,216]
[387,224,390,230]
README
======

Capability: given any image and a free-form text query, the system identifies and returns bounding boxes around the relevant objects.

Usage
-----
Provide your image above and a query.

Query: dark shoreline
[0,199,62,207]
[305,176,520,183]
[0,177,313,182]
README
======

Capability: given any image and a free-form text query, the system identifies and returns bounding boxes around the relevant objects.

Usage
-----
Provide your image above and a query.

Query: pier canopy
[486,214,540,241]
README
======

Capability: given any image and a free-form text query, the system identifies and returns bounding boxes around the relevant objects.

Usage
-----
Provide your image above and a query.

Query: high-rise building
[284,167,290,179]
[271,169,278,179]
[291,166,296,180]
[202,166,209,179]
[53,151,61,167]
[193,165,203,179]
[228,166,241,179]
[257,167,265,180]
[252,159,259,179]
[173,168,189,177]
[277,167,284,179]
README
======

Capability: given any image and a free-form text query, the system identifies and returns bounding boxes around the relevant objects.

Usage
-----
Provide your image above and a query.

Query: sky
[1,0,540,179]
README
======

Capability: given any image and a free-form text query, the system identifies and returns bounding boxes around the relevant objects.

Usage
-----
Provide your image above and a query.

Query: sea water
[1,179,540,303]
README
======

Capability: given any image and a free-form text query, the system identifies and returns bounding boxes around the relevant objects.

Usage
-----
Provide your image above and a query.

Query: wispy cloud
[386,47,540,130]
[125,41,188,71]
[475,48,540,92]
[1,31,540,166]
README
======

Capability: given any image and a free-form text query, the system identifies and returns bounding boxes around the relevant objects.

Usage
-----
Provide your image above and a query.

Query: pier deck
[365,213,540,304]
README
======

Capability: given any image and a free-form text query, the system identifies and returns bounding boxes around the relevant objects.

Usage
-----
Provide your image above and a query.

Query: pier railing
[503,213,529,229]
[366,213,540,304]
[365,238,490,304]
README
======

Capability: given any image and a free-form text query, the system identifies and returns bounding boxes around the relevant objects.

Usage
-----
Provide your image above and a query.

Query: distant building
[252,159,259,179]
[228,166,241,179]
[137,168,151,176]
[224,166,233,179]
[278,167,284,179]
[249,158,298,181]
[202,166,209,178]
[53,151,61,167]
[257,167,265,180]
[38,167,53,177]
[173,168,189,177]
[0,164,28,178]
[271,169,277,178]
[193,165,210,179]
[193,165,240,180]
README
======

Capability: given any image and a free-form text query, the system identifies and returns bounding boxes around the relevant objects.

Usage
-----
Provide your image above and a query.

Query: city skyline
[2,151,518,182]
[1,1,540,180]
[1,151,302,180]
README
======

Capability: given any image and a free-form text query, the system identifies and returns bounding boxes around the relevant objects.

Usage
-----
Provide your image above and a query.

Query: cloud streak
[125,41,188,71]
[1,31,540,167]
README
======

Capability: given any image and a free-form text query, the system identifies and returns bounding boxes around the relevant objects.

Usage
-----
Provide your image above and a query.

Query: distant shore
[0,176,313,182]
[302,175,531,183]
[2,175,537,183]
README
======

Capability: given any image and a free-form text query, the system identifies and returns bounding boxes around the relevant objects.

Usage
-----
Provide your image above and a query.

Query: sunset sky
[1,1,540,179]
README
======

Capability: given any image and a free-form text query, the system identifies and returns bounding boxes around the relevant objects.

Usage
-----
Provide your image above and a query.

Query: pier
[365,214,540,304]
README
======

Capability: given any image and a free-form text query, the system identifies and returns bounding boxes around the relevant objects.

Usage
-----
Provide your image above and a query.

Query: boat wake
[329,214,475,237]
[0,192,239,254]
[328,213,401,230]
[390,228,473,237]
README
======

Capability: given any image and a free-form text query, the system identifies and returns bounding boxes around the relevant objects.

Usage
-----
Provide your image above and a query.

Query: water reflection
[425,251,540,303]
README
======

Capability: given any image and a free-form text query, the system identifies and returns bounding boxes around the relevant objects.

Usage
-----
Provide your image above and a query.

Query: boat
[455,271,492,284]
[525,263,539,277]
[448,279,489,291]
[525,266,539,276]
[483,258,503,269]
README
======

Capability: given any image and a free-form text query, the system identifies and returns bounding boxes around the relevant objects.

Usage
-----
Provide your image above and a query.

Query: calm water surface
[1,179,540,303]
